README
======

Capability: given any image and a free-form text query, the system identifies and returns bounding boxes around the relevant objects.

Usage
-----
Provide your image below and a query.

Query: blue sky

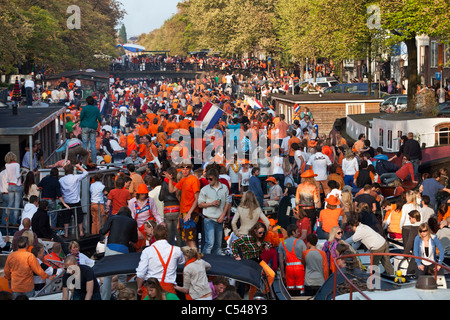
[118,0,181,37]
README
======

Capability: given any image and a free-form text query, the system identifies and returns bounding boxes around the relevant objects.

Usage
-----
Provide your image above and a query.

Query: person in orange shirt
[177,116,190,131]
[143,134,159,164]
[4,236,50,298]
[288,130,301,162]
[165,116,178,137]
[164,162,200,248]
[126,133,138,156]
[148,117,159,137]
[156,126,167,148]
[138,121,149,137]
[276,114,289,142]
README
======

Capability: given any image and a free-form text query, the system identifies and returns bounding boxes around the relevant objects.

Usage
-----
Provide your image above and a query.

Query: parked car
[379,94,408,113]
[438,101,450,116]
[324,82,387,97]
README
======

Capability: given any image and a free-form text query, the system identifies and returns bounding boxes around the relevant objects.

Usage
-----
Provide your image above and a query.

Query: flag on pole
[197,101,224,131]
[294,104,301,114]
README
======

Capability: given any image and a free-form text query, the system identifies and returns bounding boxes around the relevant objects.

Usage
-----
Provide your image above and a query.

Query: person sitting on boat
[380,155,418,186]
[382,199,404,240]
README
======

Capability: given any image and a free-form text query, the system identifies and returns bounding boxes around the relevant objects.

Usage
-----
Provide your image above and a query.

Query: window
[346,103,365,115]
[436,123,450,145]
[387,130,393,149]
[379,128,384,147]
[431,41,438,68]
[397,131,403,138]
[445,44,450,68]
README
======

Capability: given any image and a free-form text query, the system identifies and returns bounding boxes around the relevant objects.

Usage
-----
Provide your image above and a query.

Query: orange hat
[136,183,149,194]
[308,140,318,148]
[325,195,340,206]
[266,177,278,184]
[301,169,317,178]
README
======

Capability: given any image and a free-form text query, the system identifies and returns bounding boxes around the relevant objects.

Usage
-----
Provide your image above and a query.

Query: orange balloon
[104,155,112,163]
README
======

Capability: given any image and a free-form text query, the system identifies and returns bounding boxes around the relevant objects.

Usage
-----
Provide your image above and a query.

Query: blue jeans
[7,184,23,226]
[101,247,126,300]
[344,175,354,186]
[81,127,97,162]
[1,193,9,225]
[410,159,419,181]
[46,199,58,228]
[13,289,34,299]
[380,172,399,185]
[202,217,224,255]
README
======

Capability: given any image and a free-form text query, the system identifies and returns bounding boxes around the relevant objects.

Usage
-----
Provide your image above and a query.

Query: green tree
[118,24,127,44]
[379,0,450,111]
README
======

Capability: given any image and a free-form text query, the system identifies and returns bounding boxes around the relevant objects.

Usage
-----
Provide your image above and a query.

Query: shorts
[179,214,199,242]
[61,202,84,225]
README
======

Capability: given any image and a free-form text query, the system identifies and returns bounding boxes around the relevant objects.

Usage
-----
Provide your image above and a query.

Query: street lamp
[399,59,404,94]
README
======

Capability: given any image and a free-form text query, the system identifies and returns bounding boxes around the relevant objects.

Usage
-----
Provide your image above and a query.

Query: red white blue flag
[197,101,224,131]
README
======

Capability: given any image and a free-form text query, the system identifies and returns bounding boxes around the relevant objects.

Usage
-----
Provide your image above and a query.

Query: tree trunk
[405,36,418,112]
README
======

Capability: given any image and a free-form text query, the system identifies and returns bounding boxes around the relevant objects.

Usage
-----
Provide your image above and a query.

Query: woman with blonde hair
[231,191,270,238]
[174,246,212,300]
[4,151,23,226]
[400,190,422,274]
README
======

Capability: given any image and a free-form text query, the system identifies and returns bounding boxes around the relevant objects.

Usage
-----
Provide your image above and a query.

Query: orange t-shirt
[318,208,344,233]
[108,188,131,215]
[176,175,200,215]
[166,121,178,136]
[288,136,301,156]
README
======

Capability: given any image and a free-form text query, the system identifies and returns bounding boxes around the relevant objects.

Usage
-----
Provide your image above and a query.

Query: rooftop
[0,105,66,135]
[348,112,446,127]
[271,93,384,103]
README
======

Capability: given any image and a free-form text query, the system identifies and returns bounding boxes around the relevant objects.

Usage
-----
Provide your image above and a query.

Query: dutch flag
[294,104,301,114]
[197,101,224,131]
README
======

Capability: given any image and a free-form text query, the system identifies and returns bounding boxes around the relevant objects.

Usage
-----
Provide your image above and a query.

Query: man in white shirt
[198,168,230,255]
[59,164,88,237]
[24,78,35,106]
[19,195,38,231]
[345,219,394,275]
[307,145,332,195]
[136,224,185,297]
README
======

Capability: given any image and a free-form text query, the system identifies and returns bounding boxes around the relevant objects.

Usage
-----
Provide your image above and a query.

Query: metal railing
[332,251,450,300]
[0,203,98,241]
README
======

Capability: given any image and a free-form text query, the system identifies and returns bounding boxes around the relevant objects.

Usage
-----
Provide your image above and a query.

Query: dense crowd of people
[1,61,450,301]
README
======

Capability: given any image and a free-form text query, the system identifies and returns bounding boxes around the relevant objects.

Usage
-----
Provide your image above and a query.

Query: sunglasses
[419,230,428,233]
[337,231,343,235]
[258,231,266,235]
[207,177,215,181]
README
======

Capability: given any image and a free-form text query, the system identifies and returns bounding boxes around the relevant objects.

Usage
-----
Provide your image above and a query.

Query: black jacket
[32,209,53,239]
[99,211,138,247]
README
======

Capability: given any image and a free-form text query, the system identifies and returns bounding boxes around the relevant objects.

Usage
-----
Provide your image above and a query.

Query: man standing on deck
[80,96,102,164]
[402,132,422,183]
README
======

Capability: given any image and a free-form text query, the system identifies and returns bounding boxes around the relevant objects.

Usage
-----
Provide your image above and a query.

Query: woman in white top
[238,161,251,193]
[400,190,422,274]
[341,149,359,187]
[4,152,23,226]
